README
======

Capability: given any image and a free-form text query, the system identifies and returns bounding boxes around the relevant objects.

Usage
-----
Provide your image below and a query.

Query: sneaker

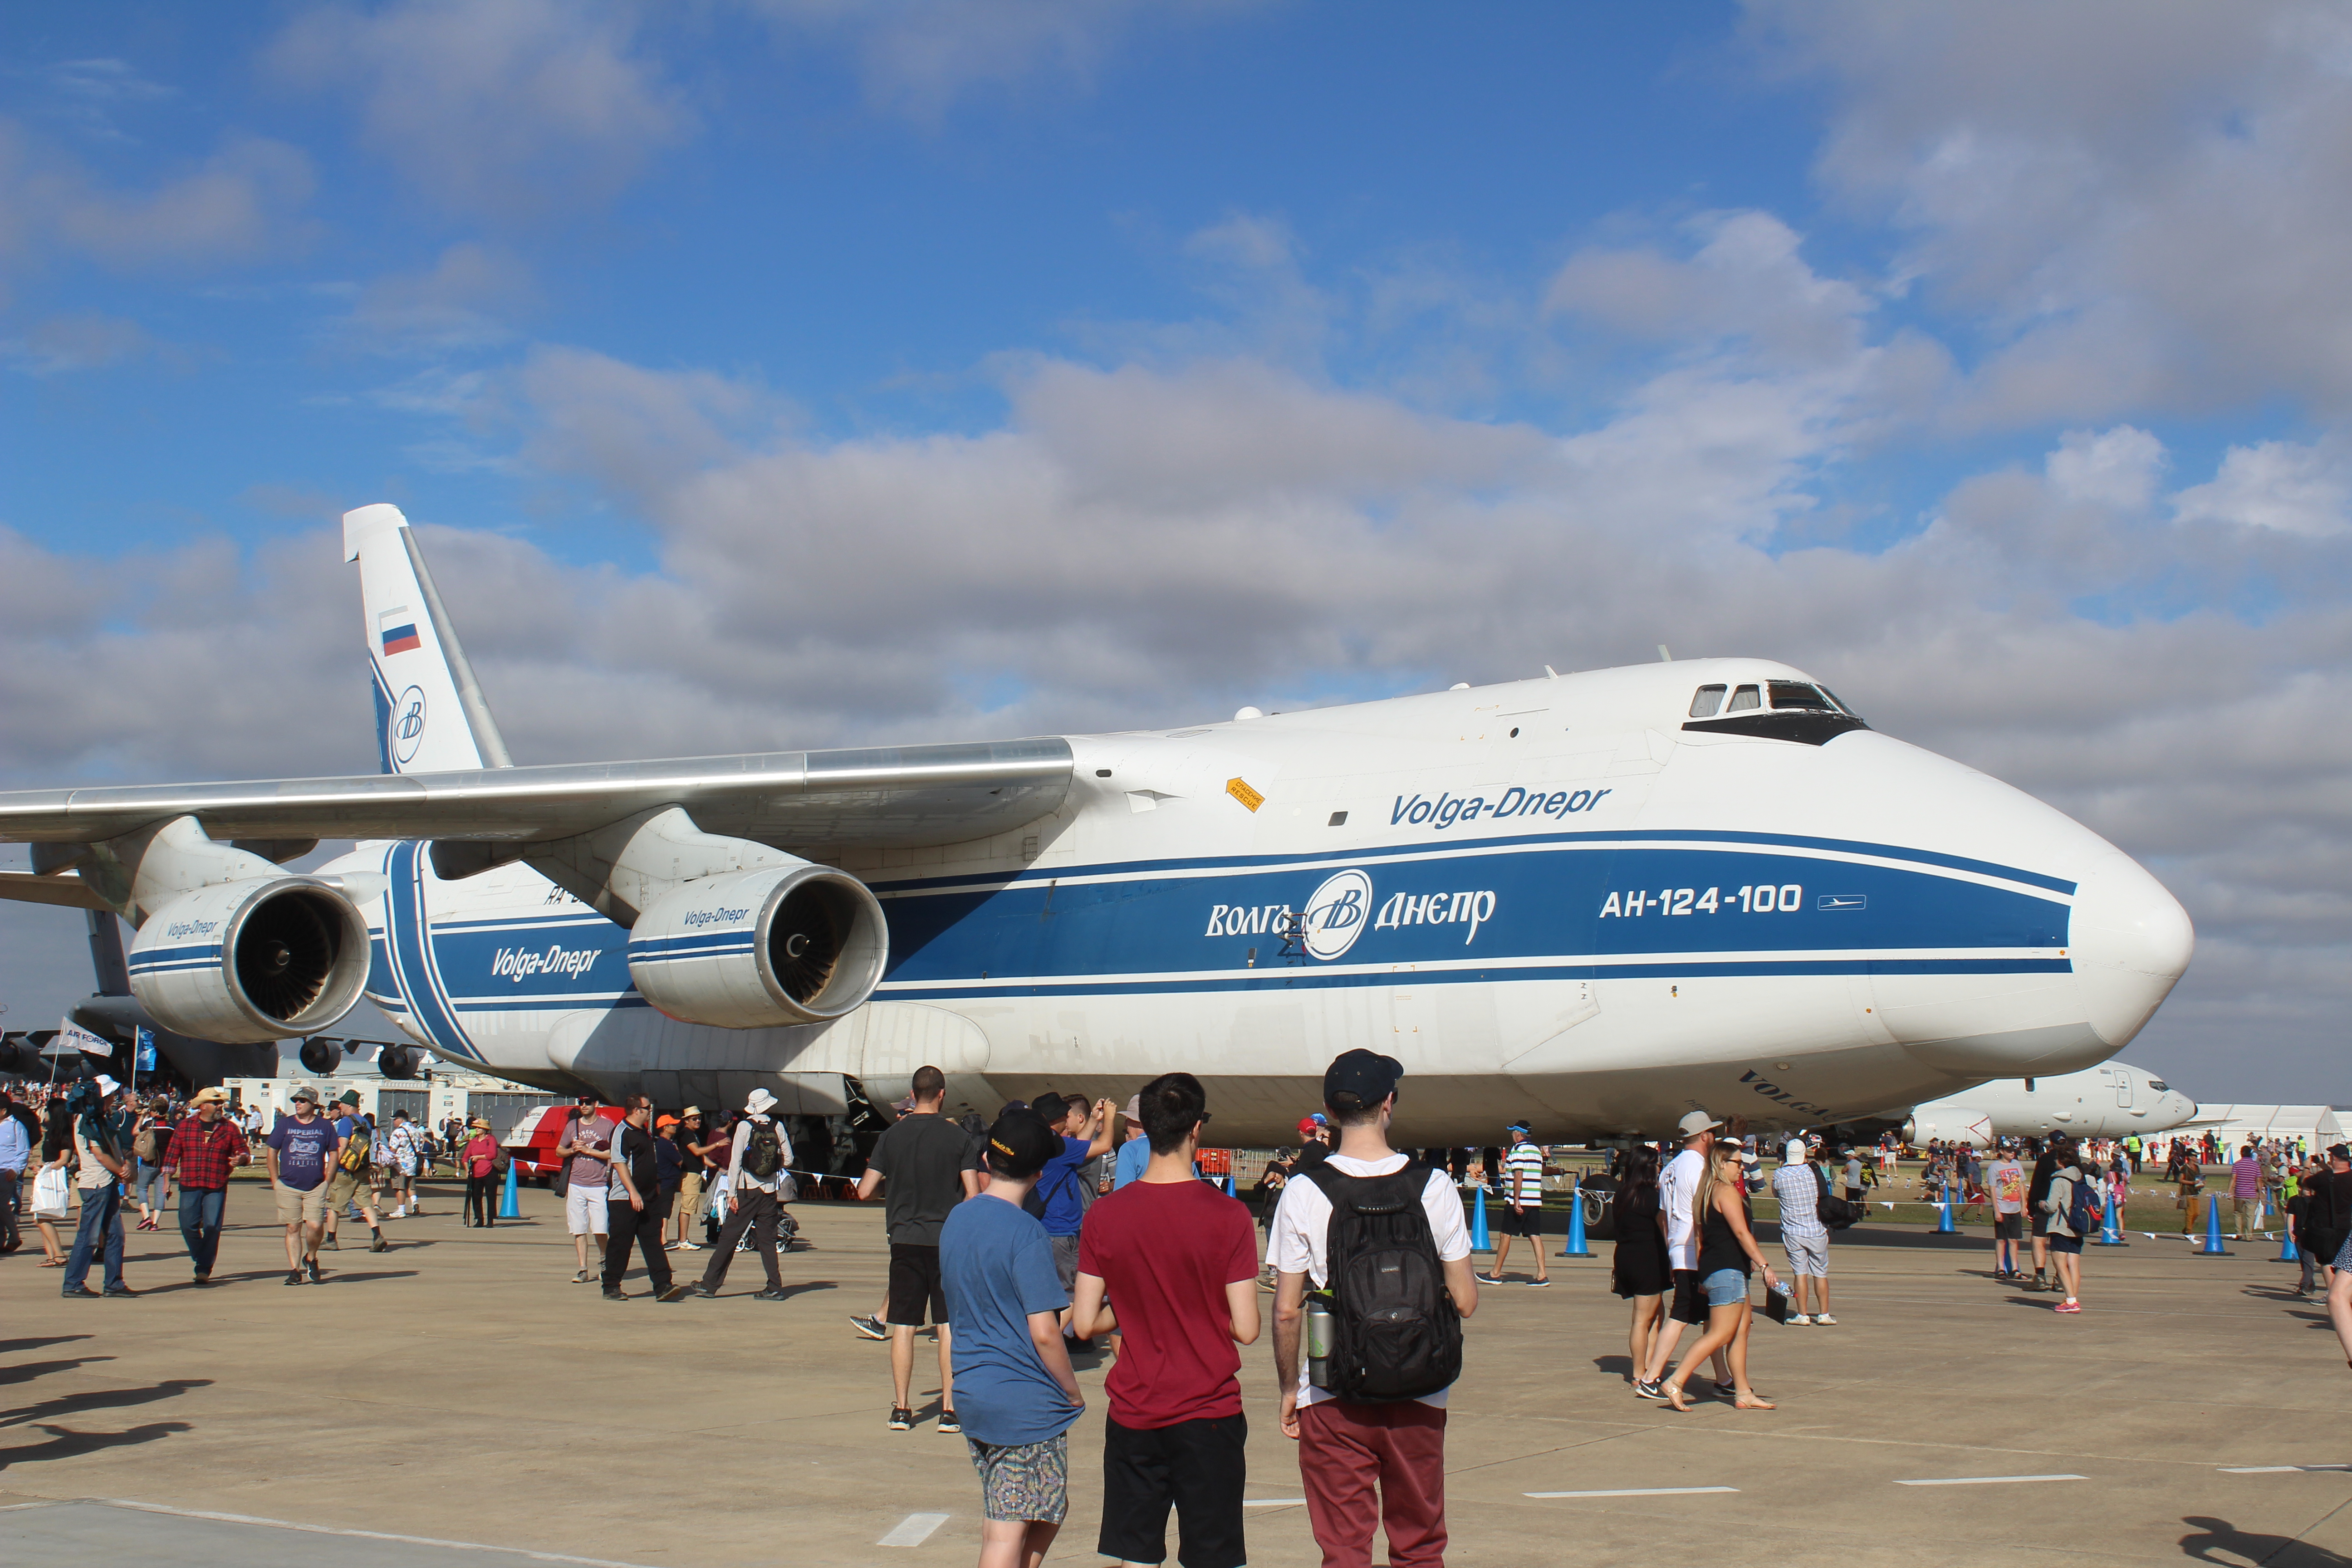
[1789,1313,1814,1325]
[677,1240,702,1251]
[284,1270,304,1287]
[391,1206,406,1220]
[937,1409,961,1434]
[850,1314,890,1341]
[1474,1272,1506,1285]
[2054,1299,2081,1313]
[888,1407,914,1431]
[603,1288,627,1301]
[102,1284,138,1297]
[307,1259,324,1284]
[1633,1378,1667,1402]
[1811,1313,1837,1325]
[573,1269,591,1284]
[689,1282,715,1298]
[369,1235,387,1253]
[192,1272,211,1286]
[1524,1275,1552,1288]
[752,1286,788,1301]
[325,1235,340,1251]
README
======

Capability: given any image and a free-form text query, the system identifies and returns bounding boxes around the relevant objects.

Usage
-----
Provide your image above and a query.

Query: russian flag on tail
[379,605,422,656]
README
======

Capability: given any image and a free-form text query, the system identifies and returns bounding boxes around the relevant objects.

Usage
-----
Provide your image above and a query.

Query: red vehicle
[505,1103,625,1184]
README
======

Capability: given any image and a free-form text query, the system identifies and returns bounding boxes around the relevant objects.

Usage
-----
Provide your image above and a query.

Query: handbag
[1761,1283,1792,1324]
[31,1165,71,1220]
[1811,1164,1862,1230]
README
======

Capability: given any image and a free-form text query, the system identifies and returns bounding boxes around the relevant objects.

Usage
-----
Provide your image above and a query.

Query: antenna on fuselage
[1657,644,1673,662]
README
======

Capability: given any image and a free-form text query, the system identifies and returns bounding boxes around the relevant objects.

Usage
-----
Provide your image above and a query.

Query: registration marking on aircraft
[877,1513,951,1547]
[1524,1486,1740,1499]
[1891,1475,2086,1487]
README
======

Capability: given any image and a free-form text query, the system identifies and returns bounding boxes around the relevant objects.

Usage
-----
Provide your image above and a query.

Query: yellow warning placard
[1226,777,1265,813]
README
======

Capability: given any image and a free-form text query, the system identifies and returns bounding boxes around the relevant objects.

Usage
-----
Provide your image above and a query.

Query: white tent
[2161,1105,2343,1156]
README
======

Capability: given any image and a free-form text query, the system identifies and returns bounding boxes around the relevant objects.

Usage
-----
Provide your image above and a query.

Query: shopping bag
[31,1165,70,1220]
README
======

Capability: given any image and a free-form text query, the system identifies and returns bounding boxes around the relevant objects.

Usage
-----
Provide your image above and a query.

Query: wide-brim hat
[191,1087,230,1106]
[745,1088,779,1116]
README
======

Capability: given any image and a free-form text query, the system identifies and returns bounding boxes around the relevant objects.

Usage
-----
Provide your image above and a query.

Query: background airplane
[1901,1060,2198,1144]
[0,504,2197,1146]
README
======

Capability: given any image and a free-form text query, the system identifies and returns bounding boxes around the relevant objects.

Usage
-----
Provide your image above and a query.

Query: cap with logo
[1675,1109,1722,1139]
[1322,1049,1403,1111]
[985,1106,1060,1177]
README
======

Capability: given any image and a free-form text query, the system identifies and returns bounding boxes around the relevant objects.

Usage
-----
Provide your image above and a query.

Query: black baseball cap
[985,1106,1061,1178]
[1323,1049,1403,1112]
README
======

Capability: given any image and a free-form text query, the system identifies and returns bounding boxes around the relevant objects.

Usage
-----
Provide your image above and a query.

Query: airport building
[221,1069,564,1143]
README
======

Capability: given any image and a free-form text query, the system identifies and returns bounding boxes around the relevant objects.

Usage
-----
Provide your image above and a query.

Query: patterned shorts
[966,1433,1068,1524]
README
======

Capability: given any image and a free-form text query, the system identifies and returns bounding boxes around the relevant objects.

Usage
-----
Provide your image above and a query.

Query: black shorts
[2029,1213,2050,1238]
[2047,1234,2083,1255]
[1495,1201,1541,1238]
[1668,1268,1708,1326]
[1994,1214,2023,1240]
[1098,1412,1248,1568]
[886,1243,947,1327]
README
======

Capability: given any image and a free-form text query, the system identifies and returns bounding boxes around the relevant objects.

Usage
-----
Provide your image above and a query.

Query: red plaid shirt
[164,1115,247,1189]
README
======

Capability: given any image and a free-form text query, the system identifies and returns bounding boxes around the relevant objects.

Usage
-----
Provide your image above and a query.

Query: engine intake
[627,863,888,1029]
[128,878,371,1045]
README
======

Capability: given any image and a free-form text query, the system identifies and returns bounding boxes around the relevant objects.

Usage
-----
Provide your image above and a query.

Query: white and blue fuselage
[336,659,2194,1146]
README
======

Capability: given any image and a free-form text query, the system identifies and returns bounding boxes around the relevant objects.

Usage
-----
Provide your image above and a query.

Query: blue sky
[4,1,2352,1099]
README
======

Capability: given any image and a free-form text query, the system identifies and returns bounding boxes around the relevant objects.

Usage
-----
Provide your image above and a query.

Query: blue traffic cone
[1935,1197,1955,1234]
[1559,1176,1594,1258]
[1470,1185,1491,1252]
[498,1158,521,1220]
[2199,1195,2230,1255]
[2095,1191,2126,1245]
[2280,1225,2301,1263]
[1223,1171,1236,1198]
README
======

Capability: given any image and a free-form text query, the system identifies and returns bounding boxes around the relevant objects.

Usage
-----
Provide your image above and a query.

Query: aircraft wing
[0,739,1074,867]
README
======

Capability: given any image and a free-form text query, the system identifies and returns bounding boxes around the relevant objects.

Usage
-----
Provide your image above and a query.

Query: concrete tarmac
[3,1181,2348,1566]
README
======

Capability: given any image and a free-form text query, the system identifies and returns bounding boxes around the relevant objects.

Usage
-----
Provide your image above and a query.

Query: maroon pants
[1296,1399,1448,1568]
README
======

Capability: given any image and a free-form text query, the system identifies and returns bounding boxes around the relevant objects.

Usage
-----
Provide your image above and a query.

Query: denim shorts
[1701,1267,1749,1307]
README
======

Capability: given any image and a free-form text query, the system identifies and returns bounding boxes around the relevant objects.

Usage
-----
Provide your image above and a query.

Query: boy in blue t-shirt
[941,1107,1085,1567]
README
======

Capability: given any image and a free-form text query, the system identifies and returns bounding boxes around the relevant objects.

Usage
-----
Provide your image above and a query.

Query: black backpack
[1811,1165,1862,1230]
[743,1121,783,1181]
[1303,1161,1462,1403]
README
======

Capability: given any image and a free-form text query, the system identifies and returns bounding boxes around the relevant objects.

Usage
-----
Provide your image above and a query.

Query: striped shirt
[1504,1142,1546,1204]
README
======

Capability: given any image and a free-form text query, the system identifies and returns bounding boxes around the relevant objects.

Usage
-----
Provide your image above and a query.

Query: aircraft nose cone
[2070,851,2194,1049]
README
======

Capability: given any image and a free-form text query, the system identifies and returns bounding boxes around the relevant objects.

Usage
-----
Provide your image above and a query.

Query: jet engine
[627,862,888,1029]
[377,1043,424,1079]
[127,878,371,1045]
[1905,1107,1995,1146]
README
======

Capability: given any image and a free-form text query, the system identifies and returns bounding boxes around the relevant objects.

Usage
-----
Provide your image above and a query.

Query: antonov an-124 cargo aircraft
[0,505,2195,1144]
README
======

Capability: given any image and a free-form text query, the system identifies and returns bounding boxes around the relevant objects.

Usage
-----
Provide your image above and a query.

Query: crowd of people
[14,1063,2352,1568]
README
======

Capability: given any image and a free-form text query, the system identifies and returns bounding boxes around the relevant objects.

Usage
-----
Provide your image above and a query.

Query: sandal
[1661,1379,1693,1412]
[39,1257,65,1268]
[1735,1392,1778,1410]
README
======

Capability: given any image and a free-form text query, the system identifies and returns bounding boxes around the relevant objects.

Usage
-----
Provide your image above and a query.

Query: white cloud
[2173,439,2352,536]
[751,0,1266,120]
[0,120,314,283]
[2045,426,2164,512]
[269,0,690,221]
[1749,0,2352,425]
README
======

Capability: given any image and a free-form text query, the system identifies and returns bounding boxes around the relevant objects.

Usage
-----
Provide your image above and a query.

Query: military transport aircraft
[0,505,2195,1144]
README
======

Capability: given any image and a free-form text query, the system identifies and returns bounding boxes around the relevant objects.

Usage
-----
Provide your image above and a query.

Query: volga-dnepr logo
[1302,869,1373,960]
[389,685,427,766]
[1204,867,1500,959]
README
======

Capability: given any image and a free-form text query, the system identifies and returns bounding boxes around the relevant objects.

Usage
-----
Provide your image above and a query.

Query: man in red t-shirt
[1073,1073,1260,1568]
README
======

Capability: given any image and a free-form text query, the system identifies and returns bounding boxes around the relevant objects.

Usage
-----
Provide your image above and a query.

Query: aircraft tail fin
[343,504,513,775]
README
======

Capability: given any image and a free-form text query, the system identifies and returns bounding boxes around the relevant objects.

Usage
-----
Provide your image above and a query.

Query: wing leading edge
[0,738,1075,857]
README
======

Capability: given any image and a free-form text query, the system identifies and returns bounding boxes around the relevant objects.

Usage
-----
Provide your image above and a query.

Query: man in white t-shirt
[1272,1050,1479,1568]
[1637,1109,1731,1401]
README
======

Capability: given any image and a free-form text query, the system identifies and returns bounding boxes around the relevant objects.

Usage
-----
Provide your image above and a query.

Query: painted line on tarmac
[877,1514,951,1547]
[82,1499,661,1567]
[1524,1487,1740,1499]
[2220,1465,2352,1474]
[1892,1475,2086,1487]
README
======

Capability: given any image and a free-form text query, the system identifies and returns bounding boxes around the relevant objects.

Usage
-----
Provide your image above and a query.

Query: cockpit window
[2148,1080,2168,1092]
[1688,684,1726,718]
[1726,684,1761,712]
[1769,681,1840,711]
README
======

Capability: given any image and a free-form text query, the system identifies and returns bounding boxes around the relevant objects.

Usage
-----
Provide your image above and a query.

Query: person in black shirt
[2026,1142,2058,1292]
[1611,1145,1670,1384]
[602,1094,676,1301]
